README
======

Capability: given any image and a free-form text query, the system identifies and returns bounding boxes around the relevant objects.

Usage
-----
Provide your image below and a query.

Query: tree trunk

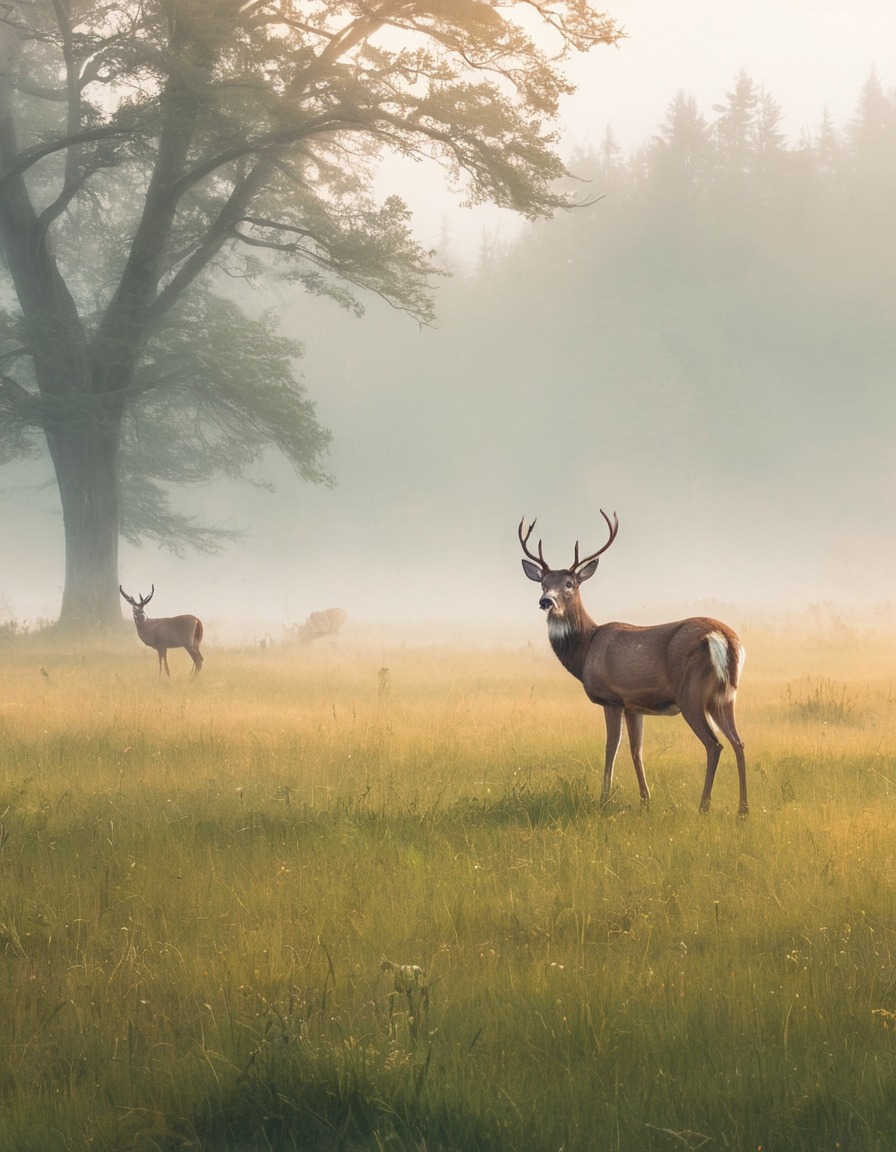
[46,419,124,631]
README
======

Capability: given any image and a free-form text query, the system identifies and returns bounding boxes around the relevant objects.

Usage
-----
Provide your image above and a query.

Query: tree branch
[0,117,154,188]
[37,160,108,229]
[13,76,66,101]
[169,111,373,198]
[148,162,272,322]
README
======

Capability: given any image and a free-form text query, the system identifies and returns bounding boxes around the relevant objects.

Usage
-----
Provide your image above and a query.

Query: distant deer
[119,585,204,678]
[519,512,747,815]
[297,607,347,644]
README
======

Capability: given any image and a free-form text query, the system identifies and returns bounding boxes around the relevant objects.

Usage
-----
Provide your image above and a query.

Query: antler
[518,517,549,572]
[119,584,154,609]
[572,509,619,571]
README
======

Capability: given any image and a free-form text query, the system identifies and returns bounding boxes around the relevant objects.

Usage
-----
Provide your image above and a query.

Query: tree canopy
[0,0,621,627]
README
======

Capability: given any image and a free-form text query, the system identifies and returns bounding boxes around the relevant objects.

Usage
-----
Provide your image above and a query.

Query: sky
[401,0,896,261]
[2,0,895,636]
[567,0,895,151]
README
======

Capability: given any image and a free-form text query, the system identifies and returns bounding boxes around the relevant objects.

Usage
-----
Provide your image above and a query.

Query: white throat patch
[547,615,572,645]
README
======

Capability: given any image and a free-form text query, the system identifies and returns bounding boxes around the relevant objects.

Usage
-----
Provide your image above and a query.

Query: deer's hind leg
[677,694,723,813]
[708,695,748,816]
[187,645,203,677]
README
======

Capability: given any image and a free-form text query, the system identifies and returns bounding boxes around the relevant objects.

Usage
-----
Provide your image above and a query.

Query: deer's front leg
[601,704,624,801]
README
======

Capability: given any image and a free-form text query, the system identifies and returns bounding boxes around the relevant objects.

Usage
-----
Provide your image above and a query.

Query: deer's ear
[576,559,599,582]
[521,559,543,582]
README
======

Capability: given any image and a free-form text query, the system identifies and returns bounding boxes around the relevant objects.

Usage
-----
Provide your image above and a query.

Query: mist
[2,1,894,642]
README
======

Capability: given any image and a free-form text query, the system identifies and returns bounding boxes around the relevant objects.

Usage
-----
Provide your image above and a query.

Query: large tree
[0,0,620,629]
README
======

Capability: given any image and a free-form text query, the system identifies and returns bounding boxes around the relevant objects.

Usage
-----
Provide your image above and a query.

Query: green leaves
[121,291,332,549]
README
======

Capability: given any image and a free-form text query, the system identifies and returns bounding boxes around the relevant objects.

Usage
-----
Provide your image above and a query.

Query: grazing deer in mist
[296,607,348,644]
[119,585,204,678]
[519,512,747,815]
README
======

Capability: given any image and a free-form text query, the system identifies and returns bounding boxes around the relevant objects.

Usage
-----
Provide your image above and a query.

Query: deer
[296,607,348,644]
[119,585,204,678]
[519,511,747,816]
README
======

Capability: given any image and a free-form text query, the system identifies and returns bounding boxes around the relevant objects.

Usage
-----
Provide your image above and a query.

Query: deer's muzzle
[539,595,556,611]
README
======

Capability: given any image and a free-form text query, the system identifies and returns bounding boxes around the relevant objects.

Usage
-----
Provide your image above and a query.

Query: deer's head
[518,511,619,616]
[120,584,155,621]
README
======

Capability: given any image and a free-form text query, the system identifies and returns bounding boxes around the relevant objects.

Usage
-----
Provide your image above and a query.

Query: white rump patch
[706,631,730,684]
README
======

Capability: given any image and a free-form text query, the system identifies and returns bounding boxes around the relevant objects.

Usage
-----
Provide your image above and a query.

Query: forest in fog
[3,65,895,629]
[260,67,895,625]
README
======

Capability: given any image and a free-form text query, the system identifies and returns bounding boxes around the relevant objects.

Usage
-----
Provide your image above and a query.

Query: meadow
[0,618,894,1151]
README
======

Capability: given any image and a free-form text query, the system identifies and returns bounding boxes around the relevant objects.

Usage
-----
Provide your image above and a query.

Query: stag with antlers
[519,512,747,815]
[119,586,204,678]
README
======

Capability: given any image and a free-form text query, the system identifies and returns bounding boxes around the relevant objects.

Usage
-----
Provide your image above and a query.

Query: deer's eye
[565,579,574,589]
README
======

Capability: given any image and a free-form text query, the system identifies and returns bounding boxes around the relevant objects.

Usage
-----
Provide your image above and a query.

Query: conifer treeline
[290,67,896,588]
[436,68,896,529]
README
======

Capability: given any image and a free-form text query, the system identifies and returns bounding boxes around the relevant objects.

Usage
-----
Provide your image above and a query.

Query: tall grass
[0,627,894,1149]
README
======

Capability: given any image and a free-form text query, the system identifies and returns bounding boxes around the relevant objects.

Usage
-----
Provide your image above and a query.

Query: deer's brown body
[120,585,204,678]
[520,513,747,815]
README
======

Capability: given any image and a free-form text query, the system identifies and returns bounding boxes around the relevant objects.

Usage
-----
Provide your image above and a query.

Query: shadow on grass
[444,772,604,827]
[181,1045,503,1152]
[170,774,614,858]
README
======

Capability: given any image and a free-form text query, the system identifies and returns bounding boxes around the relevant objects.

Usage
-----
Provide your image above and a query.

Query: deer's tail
[706,630,745,695]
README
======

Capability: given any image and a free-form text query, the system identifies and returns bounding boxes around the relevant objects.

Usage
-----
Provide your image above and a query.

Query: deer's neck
[134,613,157,646]
[547,600,597,682]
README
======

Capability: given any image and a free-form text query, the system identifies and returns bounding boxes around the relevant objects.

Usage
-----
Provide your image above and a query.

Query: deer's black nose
[539,596,554,611]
